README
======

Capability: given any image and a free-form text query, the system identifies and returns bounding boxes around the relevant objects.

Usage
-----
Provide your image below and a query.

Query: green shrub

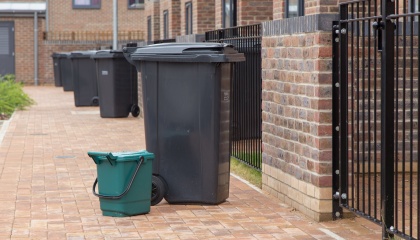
[0,74,35,119]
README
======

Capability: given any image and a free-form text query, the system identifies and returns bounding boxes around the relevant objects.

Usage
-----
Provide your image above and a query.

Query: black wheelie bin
[51,53,62,87]
[124,43,245,205]
[69,51,99,106]
[91,50,139,118]
[59,52,73,91]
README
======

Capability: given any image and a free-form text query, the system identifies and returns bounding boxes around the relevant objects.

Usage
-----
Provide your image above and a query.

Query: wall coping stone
[262,14,339,36]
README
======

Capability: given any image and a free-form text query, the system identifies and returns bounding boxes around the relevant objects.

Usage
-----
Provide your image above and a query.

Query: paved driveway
[0,86,381,239]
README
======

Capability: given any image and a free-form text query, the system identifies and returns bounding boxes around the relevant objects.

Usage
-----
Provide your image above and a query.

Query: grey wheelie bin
[69,51,99,106]
[91,50,139,118]
[51,53,62,87]
[59,52,73,91]
[124,43,245,205]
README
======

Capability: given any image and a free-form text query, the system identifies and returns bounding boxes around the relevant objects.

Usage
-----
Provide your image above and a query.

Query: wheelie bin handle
[92,156,144,199]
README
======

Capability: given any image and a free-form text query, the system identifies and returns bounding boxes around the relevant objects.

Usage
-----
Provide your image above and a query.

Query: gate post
[332,21,342,220]
[338,5,349,215]
[381,0,395,237]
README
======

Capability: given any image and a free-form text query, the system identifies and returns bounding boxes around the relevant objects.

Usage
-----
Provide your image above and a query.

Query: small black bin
[58,52,73,91]
[91,50,139,118]
[69,51,99,107]
[51,53,62,87]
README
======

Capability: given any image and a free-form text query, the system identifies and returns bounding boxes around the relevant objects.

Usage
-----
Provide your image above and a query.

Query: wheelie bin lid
[52,52,71,58]
[88,150,154,164]
[91,49,126,59]
[69,50,98,59]
[124,43,245,63]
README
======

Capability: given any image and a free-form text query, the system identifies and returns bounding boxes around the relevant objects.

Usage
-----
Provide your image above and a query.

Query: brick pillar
[272,0,283,20]
[180,0,215,35]
[144,0,160,42]
[214,0,223,29]
[160,0,181,39]
[261,14,338,222]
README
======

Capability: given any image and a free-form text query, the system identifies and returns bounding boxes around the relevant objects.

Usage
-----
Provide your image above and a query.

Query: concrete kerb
[231,172,263,193]
[0,112,14,145]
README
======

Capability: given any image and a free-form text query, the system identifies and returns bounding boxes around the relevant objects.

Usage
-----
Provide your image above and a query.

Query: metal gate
[333,0,420,239]
[206,24,262,170]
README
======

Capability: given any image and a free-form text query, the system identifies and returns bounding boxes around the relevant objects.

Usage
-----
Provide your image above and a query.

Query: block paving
[0,86,382,239]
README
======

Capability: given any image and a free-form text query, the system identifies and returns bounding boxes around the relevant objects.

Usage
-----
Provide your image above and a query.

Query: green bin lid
[126,43,245,63]
[88,150,154,164]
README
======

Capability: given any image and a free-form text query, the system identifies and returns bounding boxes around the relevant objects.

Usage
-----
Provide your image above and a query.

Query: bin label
[222,91,230,102]
[101,71,109,76]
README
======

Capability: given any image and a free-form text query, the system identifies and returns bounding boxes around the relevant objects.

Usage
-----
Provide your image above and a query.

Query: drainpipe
[34,11,38,86]
[113,0,118,50]
[45,0,49,31]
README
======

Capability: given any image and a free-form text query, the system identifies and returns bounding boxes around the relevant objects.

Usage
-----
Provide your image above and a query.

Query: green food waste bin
[88,150,154,217]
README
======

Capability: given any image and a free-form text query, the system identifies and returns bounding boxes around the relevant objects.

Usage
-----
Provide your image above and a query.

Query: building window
[128,0,144,9]
[163,10,169,39]
[409,1,419,20]
[285,0,304,18]
[185,2,193,34]
[73,0,101,9]
[147,16,152,43]
[222,0,236,28]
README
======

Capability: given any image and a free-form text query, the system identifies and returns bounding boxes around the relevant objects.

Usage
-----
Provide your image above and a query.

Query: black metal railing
[205,24,262,170]
[334,1,420,239]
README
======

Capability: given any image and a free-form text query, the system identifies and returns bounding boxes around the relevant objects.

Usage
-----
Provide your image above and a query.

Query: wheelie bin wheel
[151,175,166,206]
[91,96,99,106]
[131,104,140,117]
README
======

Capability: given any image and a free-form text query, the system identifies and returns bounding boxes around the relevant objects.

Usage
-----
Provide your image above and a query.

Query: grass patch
[234,152,262,164]
[230,157,262,189]
[0,74,35,119]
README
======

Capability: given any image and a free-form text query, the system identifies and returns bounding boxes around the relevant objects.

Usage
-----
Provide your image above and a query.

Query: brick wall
[195,0,215,33]
[48,0,144,32]
[273,0,283,20]
[145,0,161,41]
[237,0,273,26]
[160,0,181,39]
[261,14,338,221]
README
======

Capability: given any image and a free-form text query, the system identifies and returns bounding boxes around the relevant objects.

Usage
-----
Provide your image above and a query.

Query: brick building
[145,0,272,42]
[0,0,145,85]
[0,0,341,222]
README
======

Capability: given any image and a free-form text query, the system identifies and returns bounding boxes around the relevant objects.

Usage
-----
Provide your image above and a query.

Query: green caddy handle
[92,156,144,200]
[88,151,117,166]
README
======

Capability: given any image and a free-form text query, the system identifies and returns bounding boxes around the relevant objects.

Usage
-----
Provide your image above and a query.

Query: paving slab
[0,86,382,239]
